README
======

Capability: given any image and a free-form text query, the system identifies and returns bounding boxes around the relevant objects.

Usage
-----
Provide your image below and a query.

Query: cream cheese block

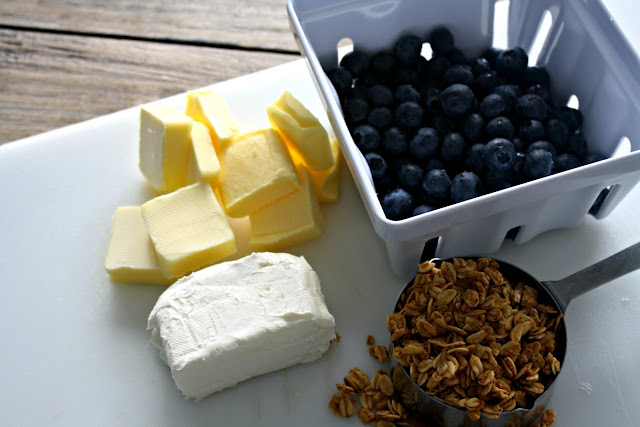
[147,252,336,400]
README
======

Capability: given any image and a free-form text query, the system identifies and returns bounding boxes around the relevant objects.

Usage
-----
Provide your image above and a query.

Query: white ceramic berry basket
[287,0,640,278]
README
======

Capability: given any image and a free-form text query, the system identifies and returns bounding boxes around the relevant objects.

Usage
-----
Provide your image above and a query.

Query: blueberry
[355,71,378,89]
[512,137,527,153]
[473,72,500,97]
[423,169,451,199]
[463,113,485,141]
[382,127,407,155]
[395,34,423,66]
[472,57,493,75]
[440,132,466,164]
[554,106,583,132]
[524,148,554,179]
[451,171,482,202]
[397,163,424,191]
[367,107,393,130]
[412,204,436,216]
[409,127,441,161]
[428,27,455,56]
[446,48,468,65]
[386,154,412,172]
[554,153,581,172]
[496,47,528,81]
[480,93,506,118]
[584,153,607,164]
[370,51,397,81]
[425,157,446,173]
[365,152,388,180]
[394,84,421,104]
[545,118,569,151]
[515,94,548,121]
[486,116,515,140]
[326,66,353,95]
[589,188,610,215]
[352,124,381,153]
[432,115,457,134]
[392,66,421,88]
[381,188,414,220]
[482,138,517,172]
[367,84,393,107]
[527,140,557,159]
[340,50,369,77]
[343,97,369,126]
[492,84,521,113]
[485,168,513,186]
[567,133,588,160]
[443,64,474,87]
[345,85,368,100]
[522,66,550,89]
[394,101,423,129]
[440,83,475,118]
[422,87,442,113]
[518,119,545,143]
[464,143,485,175]
[426,56,451,80]
[374,174,396,197]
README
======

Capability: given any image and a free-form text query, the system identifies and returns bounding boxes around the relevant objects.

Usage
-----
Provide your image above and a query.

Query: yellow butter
[249,167,323,251]
[141,181,236,278]
[218,128,301,218]
[186,121,221,185]
[267,91,333,171]
[291,137,342,203]
[185,91,238,151]
[139,104,192,192]
[104,206,172,285]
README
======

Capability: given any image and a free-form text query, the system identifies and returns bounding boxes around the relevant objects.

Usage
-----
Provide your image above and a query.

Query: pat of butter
[104,206,172,285]
[185,91,238,151]
[186,121,221,185]
[267,91,333,171]
[249,167,323,251]
[291,137,341,203]
[141,181,236,278]
[139,104,192,192]
[218,128,301,218]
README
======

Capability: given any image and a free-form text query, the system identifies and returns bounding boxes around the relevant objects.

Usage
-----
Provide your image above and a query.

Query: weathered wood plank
[0,0,297,52]
[0,29,297,143]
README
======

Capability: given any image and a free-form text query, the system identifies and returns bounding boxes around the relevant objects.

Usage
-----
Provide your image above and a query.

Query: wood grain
[0,0,296,52]
[0,29,297,143]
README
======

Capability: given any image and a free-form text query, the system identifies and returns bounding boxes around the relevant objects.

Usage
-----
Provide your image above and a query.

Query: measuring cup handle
[548,242,640,311]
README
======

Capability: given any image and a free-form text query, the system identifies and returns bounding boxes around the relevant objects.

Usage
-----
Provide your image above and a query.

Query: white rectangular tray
[1,59,639,426]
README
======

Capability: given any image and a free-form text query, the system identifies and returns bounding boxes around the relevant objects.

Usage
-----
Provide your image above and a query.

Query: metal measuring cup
[390,242,640,426]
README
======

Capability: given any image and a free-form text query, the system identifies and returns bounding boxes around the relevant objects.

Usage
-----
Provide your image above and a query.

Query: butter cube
[185,91,238,151]
[291,137,342,203]
[218,128,301,218]
[186,121,221,185]
[267,91,333,171]
[249,167,323,251]
[104,206,172,285]
[139,104,192,192]
[141,181,236,278]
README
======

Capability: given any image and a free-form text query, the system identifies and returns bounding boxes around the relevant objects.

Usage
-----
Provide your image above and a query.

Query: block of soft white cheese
[147,252,336,400]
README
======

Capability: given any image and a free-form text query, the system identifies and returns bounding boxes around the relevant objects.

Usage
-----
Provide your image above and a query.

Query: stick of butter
[218,128,301,218]
[104,206,172,285]
[290,137,342,203]
[249,167,323,251]
[186,121,221,185]
[267,91,334,171]
[141,181,236,278]
[139,104,192,192]
[185,91,238,151]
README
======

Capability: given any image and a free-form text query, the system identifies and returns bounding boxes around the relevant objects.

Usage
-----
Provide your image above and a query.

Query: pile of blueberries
[326,27,605,220]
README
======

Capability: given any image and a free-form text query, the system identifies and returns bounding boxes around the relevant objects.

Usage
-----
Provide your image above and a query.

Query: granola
[387,258,563,422]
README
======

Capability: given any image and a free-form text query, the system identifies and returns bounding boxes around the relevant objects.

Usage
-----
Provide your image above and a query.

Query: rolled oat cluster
[387,258,562,421]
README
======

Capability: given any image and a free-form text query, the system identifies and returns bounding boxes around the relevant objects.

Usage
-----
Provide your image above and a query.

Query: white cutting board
[1,62,639,427]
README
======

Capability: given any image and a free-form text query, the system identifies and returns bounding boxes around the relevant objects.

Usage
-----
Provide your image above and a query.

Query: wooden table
[0,0,299,144]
